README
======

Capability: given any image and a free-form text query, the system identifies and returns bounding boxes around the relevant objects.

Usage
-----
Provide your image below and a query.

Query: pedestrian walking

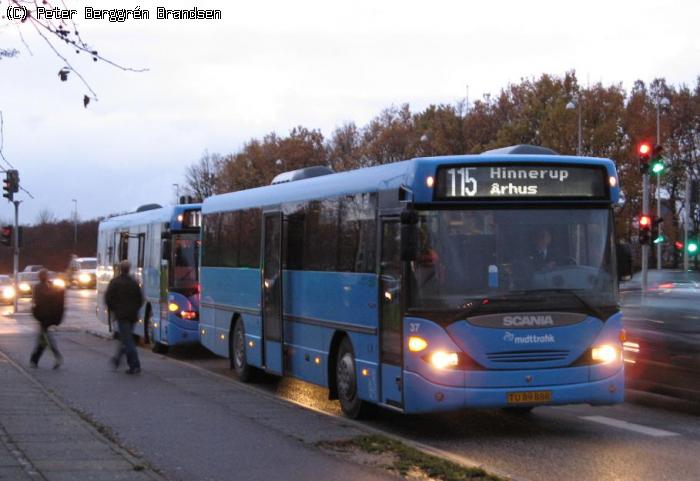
[30,269,64,369]
[105,260,144,374]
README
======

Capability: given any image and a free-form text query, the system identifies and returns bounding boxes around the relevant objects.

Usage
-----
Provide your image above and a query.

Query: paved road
[8,290,700,481]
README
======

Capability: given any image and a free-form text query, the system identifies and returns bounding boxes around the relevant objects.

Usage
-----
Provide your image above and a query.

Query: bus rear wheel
[231,320,254,382]
[336,338,370,419]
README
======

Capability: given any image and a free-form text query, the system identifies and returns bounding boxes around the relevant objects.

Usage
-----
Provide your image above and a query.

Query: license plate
[507,390,552,404]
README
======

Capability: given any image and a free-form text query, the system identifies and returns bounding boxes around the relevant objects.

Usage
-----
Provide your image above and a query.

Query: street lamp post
[566,96,582,156]
[71,199,77,254]
[173,183,179,204]
[655,96,670,269]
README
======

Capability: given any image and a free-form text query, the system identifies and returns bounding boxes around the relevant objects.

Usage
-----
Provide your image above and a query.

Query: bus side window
[137,234,145,269]
[162,238,171,262]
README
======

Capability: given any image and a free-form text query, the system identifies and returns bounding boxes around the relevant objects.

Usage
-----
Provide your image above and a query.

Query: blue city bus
[199,145,629,417]
[97,203,202,353]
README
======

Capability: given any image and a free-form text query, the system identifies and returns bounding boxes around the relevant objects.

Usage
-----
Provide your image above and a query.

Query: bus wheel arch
[143,304,152,344]
[327,331,348,400]
[229,314,255,382]
[147,304,169,354]
[333,335,372,419]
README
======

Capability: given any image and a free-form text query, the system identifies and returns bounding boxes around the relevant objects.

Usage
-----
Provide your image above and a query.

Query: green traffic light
[650,160,665,174]
[688,242,699,255]
[653,233,666,244]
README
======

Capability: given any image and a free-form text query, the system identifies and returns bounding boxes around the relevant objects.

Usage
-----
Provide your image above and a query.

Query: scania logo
[502,315,555,327]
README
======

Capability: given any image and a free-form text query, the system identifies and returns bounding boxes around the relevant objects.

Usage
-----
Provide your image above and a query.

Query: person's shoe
[125,367,141,375]
[29,361,38,369]
[53,357,63,370]
[109,357,120,370]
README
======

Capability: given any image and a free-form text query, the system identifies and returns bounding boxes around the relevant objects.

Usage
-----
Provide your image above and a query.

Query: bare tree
[184,151,223,201]
[35,208,57,225]
[2,0,146,105]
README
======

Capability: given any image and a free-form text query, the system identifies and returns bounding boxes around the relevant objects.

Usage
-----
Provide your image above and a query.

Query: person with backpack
[105,260,144,374]
[30,269,65,369]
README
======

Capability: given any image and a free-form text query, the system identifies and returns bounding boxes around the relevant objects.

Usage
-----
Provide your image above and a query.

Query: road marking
[581,415,679,437]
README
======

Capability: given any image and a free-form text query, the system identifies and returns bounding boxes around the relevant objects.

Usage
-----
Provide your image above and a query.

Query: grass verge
[319,434,506,481]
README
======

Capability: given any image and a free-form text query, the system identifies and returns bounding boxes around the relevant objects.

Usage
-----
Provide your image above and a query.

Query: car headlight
[19,282,30,292]
[591,344,619,364]
[52,279,66,289]
[2,286,15,299]
[78,273,91,284]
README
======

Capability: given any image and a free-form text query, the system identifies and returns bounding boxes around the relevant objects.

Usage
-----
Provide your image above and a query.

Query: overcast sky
[1,0,698,224]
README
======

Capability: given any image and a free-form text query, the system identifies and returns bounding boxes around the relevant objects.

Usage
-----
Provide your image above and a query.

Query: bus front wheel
[336,338,370,419]
[231,320,254,382]
[148,318,168,354]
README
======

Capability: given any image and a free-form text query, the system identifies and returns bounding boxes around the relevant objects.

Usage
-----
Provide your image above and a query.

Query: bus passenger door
[262,212,284,375]
[380,218,404,407]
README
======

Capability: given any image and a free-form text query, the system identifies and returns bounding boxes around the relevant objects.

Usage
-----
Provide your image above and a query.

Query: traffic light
[639,214,652,245]
[3,173,12,202]
[638,142,652,174]
[688,239,699,256]
[652,217,665,244]
[0,226,12,246]
[674,240,684,251]
[2,170,19,202]
[650,144,665,175]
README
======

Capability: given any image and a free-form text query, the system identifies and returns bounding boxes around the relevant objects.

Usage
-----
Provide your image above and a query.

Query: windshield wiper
[514,289,605,320]
[451,295,542,323]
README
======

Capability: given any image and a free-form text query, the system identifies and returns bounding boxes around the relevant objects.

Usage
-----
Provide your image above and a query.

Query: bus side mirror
[616,243,632,281]
[400,209,419,262]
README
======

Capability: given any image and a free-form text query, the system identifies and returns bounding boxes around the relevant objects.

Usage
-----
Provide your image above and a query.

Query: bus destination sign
[434,165,607,199]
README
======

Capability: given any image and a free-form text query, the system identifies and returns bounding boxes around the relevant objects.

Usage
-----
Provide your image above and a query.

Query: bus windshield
[172,234,199,293]
[408,208,616,315]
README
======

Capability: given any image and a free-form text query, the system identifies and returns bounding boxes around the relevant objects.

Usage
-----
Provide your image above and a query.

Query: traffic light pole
[642,173,649,296]
[656,175,662,269]
[684,176,690,271]
[12,200,20,313]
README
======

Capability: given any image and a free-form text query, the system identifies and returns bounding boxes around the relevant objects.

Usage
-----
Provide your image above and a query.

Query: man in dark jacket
[105,260,144,374]
[30,269,64,369]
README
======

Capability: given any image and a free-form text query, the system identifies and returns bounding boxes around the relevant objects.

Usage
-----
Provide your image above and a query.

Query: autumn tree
[184,72,700,268]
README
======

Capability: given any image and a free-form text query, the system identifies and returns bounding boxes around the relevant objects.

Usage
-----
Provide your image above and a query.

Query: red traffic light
[639,215,651,227]
[638,143,652,156]
[675,240,684,250]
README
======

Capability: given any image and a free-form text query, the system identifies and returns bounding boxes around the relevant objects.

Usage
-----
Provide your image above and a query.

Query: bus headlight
[78,273,91,284]
[168,302,179,312]
[2,286,15,299]
[408,336,428,352]
[591,344,619,364]
[430,351,459,370]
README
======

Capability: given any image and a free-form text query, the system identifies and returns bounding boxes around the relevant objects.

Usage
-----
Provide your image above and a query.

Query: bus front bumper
[402,368,624,414]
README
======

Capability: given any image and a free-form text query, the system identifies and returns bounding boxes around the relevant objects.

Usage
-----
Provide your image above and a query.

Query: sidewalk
[0,350,165,481]
[0,329,401,481]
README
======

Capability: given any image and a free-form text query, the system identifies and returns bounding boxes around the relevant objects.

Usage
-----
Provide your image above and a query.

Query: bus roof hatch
[271,166,334,185]
[480,144,559,156]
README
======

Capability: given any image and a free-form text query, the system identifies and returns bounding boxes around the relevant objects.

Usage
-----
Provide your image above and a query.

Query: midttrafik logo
[503,331,555,344]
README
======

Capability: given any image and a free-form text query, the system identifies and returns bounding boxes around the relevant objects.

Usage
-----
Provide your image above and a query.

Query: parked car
[66,257,97,289]
[22,265,44,273]
[0,275,15,305]
[621,269,700,401]
[16,271,39,297]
